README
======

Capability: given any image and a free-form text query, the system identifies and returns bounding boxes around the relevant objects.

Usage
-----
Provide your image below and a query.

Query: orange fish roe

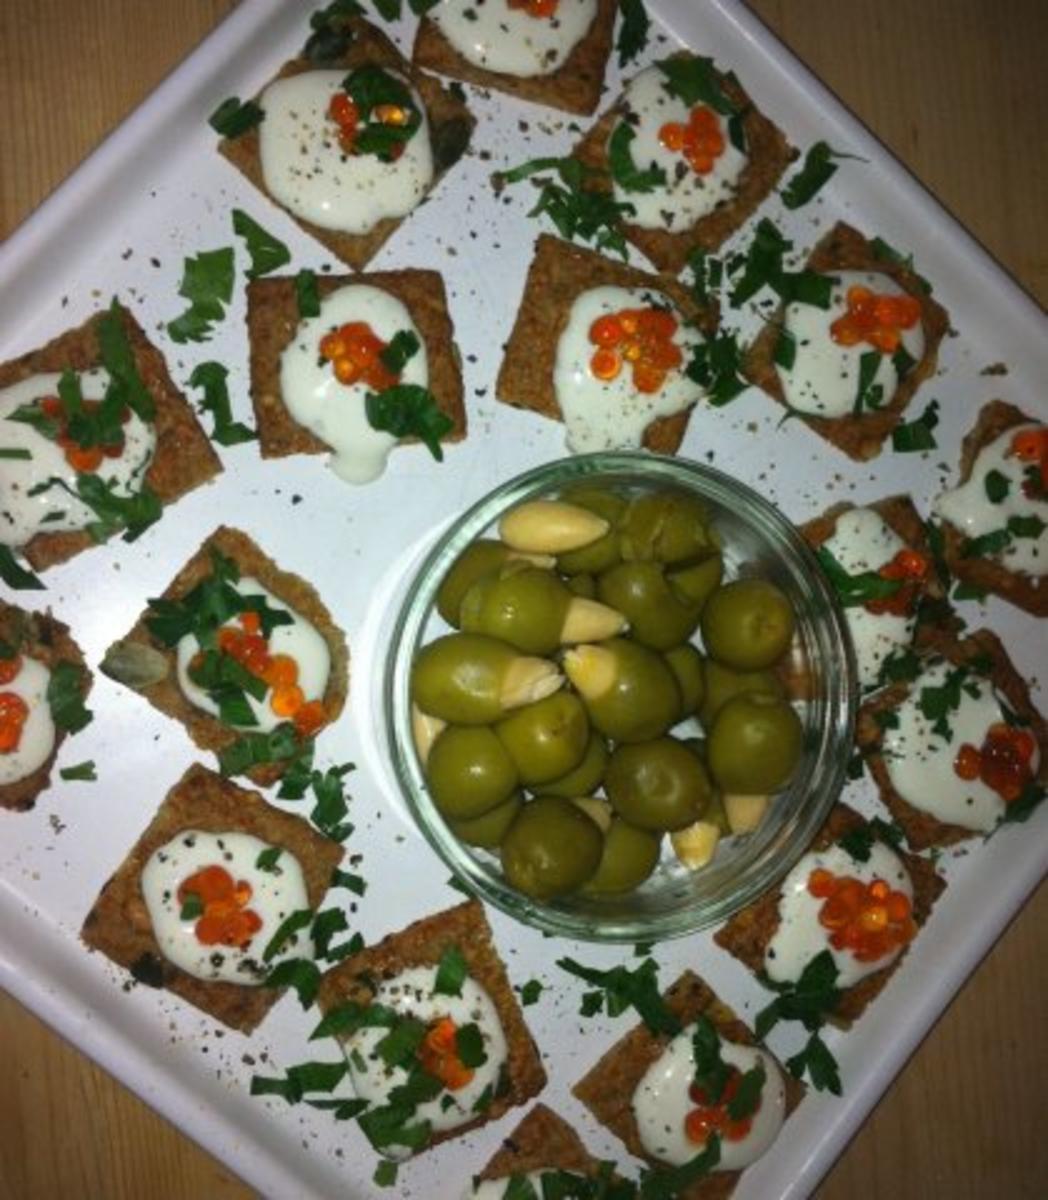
[807,867,916,963]
[318,321,400,392]
[327,91,411,160]
[588,307,682,394]
[177,863,263,949]
[0,655,22,686]
[209,611,325,736]
[508,0,559,15]
[659,104,726,175]
[684,1069,757,1146]
[954,722,1037,803]
[865,547,930,617]
[417,1016,475,1091]
[37,394,129,474]
[1008,427,1048,498]
[0,692,29,755]
[829,285,921,354]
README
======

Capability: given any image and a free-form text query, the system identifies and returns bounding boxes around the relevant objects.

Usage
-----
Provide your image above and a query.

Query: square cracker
[573,970,804,1200]
[745,222,950,461]
[938,400,1048,617]
[107,526,349,787]
[246,270,466,459]
[316,899,547,1155]
[218,17,474,271]
[572,56,794,273]
[496,233,718,454]
[713,802,946,1023]
[81,762,344,1033]
[475,1103,608,1184]
[855,628,1048,850]
[0,603,91,813]
[413,0,617,116]
[799,493,961,664]
[0,303,221,571]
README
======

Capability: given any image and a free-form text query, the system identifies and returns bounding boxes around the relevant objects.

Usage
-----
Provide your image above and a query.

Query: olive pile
[410,484,803,902]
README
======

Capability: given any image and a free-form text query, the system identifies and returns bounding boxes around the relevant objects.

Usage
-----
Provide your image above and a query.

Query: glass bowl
[384,452,856,943]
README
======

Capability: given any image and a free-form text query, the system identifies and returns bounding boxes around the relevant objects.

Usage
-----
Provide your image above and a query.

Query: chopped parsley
[607,121,666,193]
[256,846,283,873]
[755,950,842,1094]
[295,268,321,319]
[556,957,680,1036]
[838,817,905,863]
[854,350,885,414]
[433,944,467,997]
[365,384,453,462]
[0,447,31,460]
[208,96,264,138]
[373,1161,398,1189]
[616,0,650,67]
[342,66,422,161]
[780,141,859,209]
[46,662,93,733]
[518,979,543,1006]
[59,760,97,782]
[232,209,291,278]
[250,1059,348,1103]
[188,361,255,447]
[891,400,940,452]
[685,333,748,406]
[379,329,420,376]
[0,547,44,591]
[638,1133,721,1197]
[219,724,310,776]
[729,219,833,308]
[962,514,1045,559]
[815,545,903,608]
[166,246,235,343]
[495,156,634,259]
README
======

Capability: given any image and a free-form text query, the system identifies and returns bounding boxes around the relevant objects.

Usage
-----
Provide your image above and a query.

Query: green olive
[582,819,662,895]
[449,791,523,847]
[460,565,570,655]
[566,573,597,599]
[619,490,715,565]
[707,694,803,793]
[664,644,705,718]
[566,638,681,743]
[436,539,510,626]
[701,579,796,671]
[605,736,713,831]
[412,633,519,724]
[556,487,626,575]
[495,691,590,786]
[542,731,609,798]
[501,796,604,899]
[699,657,783,728]
[668,554,724,609]
[597,561,702,650]
[425,725,519,819]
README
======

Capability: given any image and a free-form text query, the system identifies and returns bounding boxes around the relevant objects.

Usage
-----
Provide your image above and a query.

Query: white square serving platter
[1,2,1045,1198]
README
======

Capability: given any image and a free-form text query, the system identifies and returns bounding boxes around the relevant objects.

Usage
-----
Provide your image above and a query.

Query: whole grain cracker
[413,0,617,116]
[218,17,475,271]
[0,304,221,571]
[572,57,794,273]
[855,629,1048,850]
[106,526,349,787]
[937,400,1048,616]
[316,899,547,1155]
[81,762,344,1033]
[245,270,465,459]
[573,970,804,1199]
[745,222,949,461]
[476,1103,606,1183]
[496,233,718,453]
[713,802,946,1022]
[0,604,91,812]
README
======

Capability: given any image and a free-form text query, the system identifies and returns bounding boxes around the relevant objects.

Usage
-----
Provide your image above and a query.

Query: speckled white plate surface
[0,2,1045,1197]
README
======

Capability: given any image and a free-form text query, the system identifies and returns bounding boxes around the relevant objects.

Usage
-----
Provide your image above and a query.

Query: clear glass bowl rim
[384,451,857,943]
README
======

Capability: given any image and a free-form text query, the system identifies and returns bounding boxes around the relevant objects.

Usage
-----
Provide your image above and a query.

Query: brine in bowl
[384,452,857,942]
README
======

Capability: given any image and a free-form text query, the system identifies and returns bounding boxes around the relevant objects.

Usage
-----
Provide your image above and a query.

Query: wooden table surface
[1,1,1045,1197]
